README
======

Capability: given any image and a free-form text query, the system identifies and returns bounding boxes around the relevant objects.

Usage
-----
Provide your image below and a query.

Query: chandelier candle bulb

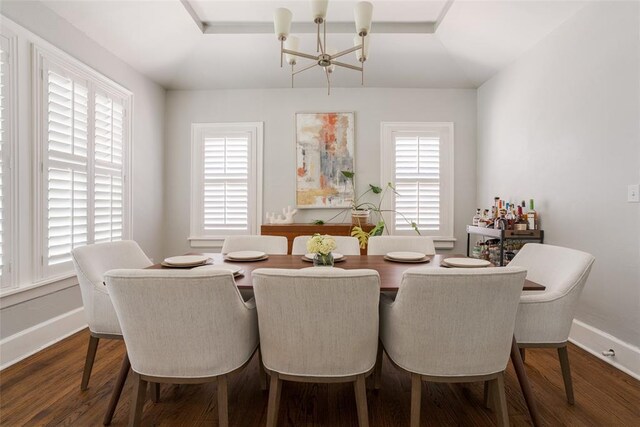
[312,0,329,22]
[284,36,300,65]
[273,8,292,40]
[354,1,374,36]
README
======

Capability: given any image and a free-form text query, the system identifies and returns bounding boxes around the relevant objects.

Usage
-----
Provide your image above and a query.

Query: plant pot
[313,253,335,267]
[351,209,370,225]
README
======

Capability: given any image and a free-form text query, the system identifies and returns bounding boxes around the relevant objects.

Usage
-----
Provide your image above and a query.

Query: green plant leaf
[369,221,385,236]
[341,170,354,179]
[369,184,382,194]
[313,219,325,225]
[411,221,421,235]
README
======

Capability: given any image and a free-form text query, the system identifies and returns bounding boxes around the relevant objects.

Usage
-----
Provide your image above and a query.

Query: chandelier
[274,0,373,95]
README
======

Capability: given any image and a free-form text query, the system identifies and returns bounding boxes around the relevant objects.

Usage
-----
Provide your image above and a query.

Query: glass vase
[313,252,334,267]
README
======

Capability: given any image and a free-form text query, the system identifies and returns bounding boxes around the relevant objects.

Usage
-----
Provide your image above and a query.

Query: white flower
[307,234,337,255]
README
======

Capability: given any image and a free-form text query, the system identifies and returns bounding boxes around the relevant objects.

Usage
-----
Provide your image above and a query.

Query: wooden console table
[261,223,376,255]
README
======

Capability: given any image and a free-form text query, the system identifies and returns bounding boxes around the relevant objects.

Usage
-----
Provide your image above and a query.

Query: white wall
[0,1,165,352]
[163,88,477,256]
[477,0,640,353]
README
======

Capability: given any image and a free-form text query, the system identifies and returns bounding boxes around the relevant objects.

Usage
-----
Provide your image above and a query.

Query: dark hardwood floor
[1,328,638,426]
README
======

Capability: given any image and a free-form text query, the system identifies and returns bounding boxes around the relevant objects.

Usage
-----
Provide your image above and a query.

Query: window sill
[0,273,78,309]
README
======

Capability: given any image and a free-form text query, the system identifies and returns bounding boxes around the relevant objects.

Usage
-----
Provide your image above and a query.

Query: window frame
[189,122,263,248]
[33,44,133,282]
[380,122,455,247]
[0,31,18,290]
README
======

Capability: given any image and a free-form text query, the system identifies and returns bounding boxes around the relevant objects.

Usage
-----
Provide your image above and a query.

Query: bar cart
[466,225,545,266]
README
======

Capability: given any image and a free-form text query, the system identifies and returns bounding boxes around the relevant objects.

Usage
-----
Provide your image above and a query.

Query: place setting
[440,257,492,268]
[160,255,213,268]
[383,251,431,263]
[193,264,245,278]
[223,251,269,262]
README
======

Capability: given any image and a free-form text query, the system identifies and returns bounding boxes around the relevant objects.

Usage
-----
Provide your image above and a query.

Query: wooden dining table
[148,253,544,426]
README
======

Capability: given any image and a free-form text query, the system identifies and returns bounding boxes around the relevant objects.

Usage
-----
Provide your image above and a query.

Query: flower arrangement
[306,234,337,255]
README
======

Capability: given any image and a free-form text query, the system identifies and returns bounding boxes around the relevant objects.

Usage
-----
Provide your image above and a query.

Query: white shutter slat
[202,136,250,231]
[394,135,441,231]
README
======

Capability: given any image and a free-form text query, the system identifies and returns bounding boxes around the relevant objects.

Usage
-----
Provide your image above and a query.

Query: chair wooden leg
[266,372,282,427]
[557,345,575,405]
[103,353,130,425]
[129,372,147,427]
[483,380,493,409]
[354,374,369,427]
[258,348,268,392]
[81,335,100,391]
[490,373,509,427]
[410,373,422,427]
[519,347,526,363]
[150,383,160,403]
[374,342,383,390]
[218,375,229,427]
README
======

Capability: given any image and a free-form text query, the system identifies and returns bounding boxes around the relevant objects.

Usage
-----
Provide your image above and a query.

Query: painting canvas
[296,112,355,208]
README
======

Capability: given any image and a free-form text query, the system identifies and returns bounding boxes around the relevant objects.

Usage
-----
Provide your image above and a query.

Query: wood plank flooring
[1,328,638,426]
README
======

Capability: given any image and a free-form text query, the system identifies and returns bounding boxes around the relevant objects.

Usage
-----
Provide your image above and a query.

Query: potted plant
[314,171,420,249]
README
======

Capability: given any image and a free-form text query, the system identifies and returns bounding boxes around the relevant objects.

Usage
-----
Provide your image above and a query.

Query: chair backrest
[382,267,527,377]
[221,235,288,255]
[105,268,258,379]
[71,240,152,332]
[509,243,595,299]
[253,268,380,377]
[367,236,436,256]
[509,243,595,343]
[291,235,361,255]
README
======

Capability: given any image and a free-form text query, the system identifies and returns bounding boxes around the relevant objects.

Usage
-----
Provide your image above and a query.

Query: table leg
[510,336,541,427]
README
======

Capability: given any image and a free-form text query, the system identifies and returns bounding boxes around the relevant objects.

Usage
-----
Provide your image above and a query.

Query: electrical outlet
[628,184,640,203]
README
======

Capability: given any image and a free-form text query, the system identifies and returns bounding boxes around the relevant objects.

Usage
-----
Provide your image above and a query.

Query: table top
[148,254,545,292]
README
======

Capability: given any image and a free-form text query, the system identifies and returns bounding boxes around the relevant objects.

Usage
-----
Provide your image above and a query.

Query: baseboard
[0,307,87,370]
[569,319,640,380]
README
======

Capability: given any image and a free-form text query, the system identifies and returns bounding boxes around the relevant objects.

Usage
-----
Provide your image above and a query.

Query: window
[190,123,263,246]
[35,46,131,279]
[0,33,15,289]
[380,122,454,242]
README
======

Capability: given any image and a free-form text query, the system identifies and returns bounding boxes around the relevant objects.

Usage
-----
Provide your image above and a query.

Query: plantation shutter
[203,135,249,232]
[94,92,124,243]
[46,68,89,267]
[0,39,7,285]
[394,133,441,232]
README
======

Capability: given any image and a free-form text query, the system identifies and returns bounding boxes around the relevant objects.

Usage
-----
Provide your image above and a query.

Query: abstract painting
[296,112,355,208]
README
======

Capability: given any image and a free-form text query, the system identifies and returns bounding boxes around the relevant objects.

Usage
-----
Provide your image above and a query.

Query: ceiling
[38,0,587,90]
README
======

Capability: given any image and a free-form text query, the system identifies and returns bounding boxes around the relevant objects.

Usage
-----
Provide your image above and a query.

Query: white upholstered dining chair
[379,267,527,427]
[71,240,152,391]
[221,235,288,255]
[508,243,595,405]
[367,235,436,256]
[105,268,259,427]
[291,235,361,255]
[253,268,380,427]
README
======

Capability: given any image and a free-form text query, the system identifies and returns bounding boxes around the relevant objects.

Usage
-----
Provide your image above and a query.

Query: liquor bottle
[478,209,489,227]
[496,209,508,230]
[494,197,500,219]
[527,199,537,230]
[472,208,481,226]
[505,207,515,230]
[515,205,528,230]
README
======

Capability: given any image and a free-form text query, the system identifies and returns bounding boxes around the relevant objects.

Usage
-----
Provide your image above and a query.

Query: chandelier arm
[331,61,363,72]
[325,68,331,96]
[292,62,318,76]
[331,45,363,60]
[282,49,319,61]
